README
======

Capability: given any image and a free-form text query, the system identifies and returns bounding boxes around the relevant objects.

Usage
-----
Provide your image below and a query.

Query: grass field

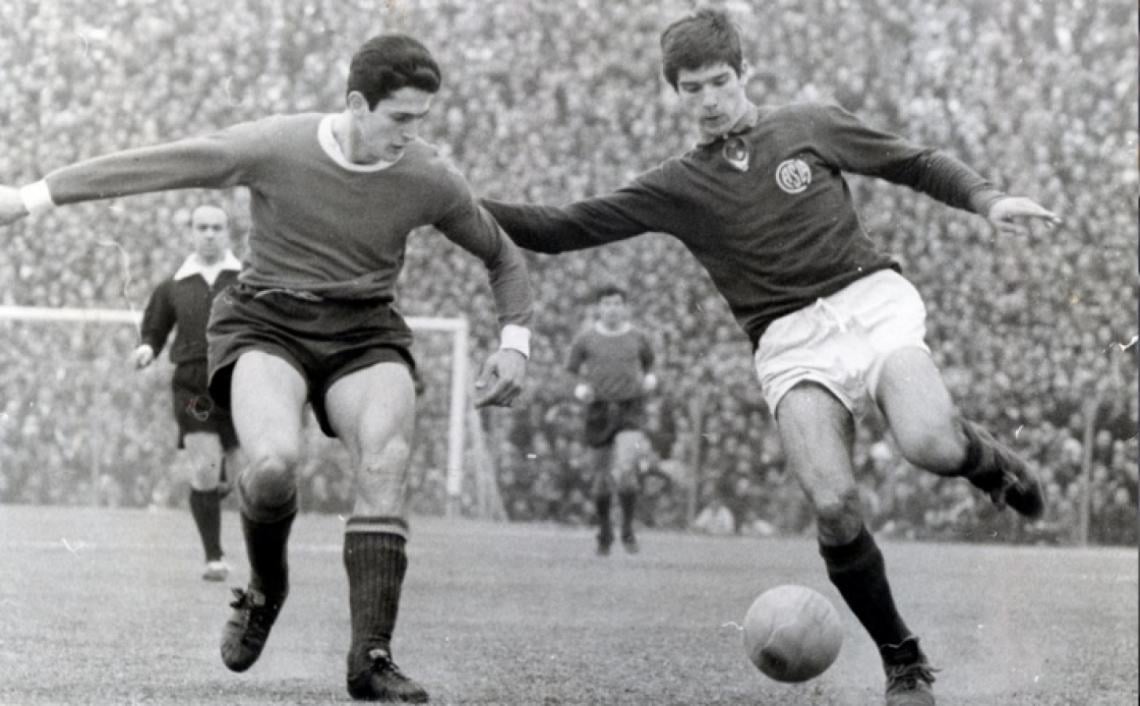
[0,505,1136,705]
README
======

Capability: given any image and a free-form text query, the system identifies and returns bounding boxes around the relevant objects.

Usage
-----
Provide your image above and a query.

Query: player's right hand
[0,186,30,226]
[131,344,155,369]
[574,382,594,403]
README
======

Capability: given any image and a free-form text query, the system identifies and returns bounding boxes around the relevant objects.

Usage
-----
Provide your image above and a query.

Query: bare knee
[242,445,301,511]
[809,485,864,545]
[188,458,222,490]
[894,420,968,475]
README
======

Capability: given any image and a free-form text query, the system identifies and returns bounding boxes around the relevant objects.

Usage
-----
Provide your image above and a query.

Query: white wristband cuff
[499,324,531,358]
[20,180,56,216]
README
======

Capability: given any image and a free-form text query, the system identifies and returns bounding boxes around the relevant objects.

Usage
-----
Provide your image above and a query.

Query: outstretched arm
[482,167,683,254]
[0,121,266,226]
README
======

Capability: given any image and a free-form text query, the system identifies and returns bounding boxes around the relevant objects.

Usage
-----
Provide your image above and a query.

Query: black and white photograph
[0,1,1135,703]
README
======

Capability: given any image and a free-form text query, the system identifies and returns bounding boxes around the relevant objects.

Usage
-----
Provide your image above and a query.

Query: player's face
[598,294,628,327]
[189,206,229,262]
[350,87,435,163]
[675,63,749,139]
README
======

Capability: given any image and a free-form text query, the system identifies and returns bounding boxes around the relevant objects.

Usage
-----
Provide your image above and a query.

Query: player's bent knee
[895,425,967,475]
[189,461,222,490]
[240,451,299,517]
[810,487,863,544]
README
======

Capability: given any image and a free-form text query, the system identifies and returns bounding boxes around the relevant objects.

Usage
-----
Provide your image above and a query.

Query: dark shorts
[207,284,416,438]
[172,361,239,451]
[583,398,645,448]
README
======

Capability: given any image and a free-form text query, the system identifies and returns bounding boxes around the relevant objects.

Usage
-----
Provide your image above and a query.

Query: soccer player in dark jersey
[482,8,1058,706]
[132,204,243,583]
[0,34,533,704]
[567,284,656,555]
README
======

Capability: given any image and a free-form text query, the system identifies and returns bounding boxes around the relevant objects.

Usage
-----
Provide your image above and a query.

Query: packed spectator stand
[0,0,1135,546]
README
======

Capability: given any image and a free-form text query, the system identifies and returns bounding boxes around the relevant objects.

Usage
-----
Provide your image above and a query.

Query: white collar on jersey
[593,321,633,336]
[174,251,242,281]
[318,114,402,172]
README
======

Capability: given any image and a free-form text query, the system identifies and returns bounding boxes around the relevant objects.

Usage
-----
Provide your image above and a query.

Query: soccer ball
[742,584,844,683]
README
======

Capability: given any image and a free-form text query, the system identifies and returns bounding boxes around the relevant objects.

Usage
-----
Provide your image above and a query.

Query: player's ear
[346,91,369,115]
[739,61,752,82]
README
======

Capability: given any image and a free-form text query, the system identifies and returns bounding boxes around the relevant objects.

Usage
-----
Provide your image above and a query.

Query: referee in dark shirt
[133,204,243,582]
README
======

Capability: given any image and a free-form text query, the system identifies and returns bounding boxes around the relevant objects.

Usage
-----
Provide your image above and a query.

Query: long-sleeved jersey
[484,102,1003,346]
[567,323,654,402]
[140,252,242,366]
[43,113,532,329]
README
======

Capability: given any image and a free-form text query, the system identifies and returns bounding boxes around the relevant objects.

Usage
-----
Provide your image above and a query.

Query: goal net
[0,305,499,518]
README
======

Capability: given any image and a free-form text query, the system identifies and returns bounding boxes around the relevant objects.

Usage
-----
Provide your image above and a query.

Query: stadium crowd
[0,0,1135,545]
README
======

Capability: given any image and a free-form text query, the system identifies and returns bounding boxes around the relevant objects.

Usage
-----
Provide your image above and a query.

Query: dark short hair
[596,284,628,302]
[347,34,442,108]
[659,7,744,90]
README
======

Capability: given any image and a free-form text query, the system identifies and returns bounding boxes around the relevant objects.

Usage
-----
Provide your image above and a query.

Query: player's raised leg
[183,431,228,581]
[326,361,428,703]
[776,382,935,706]
[874,348,1045,518]
[220,350,306,672]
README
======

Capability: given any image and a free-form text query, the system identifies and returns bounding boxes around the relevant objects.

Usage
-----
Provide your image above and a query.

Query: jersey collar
[318,114,401,172]
[174,251,242,281]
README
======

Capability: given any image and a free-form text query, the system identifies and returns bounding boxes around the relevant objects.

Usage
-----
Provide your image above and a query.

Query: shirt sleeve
[433,177,534,330]
[482,165,682,254]
[566,332,588,374]
[42,120,270,206]
[638,330,655,372]
[139,280,176,355]
[808,103,1005,215]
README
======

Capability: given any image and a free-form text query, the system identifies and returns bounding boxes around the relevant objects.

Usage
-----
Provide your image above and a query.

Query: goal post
[0,305,481,516]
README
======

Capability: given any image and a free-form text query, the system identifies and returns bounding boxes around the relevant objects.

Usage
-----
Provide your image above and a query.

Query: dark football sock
[189,487,224,561]
[344,529,408,654]
[595,494,613,541]
[242,510,294,597]
[819,525,911,648]
[618,490,637,539]
[955,420,986,476]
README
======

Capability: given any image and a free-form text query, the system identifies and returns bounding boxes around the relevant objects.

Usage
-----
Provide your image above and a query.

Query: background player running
[567,284,657,555]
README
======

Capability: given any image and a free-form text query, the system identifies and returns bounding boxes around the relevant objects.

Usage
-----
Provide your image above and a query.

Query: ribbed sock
[344,530,408,654]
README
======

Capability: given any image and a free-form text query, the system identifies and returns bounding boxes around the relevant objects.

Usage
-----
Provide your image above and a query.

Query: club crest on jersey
[722,136,750,172]
[775,158,811,194]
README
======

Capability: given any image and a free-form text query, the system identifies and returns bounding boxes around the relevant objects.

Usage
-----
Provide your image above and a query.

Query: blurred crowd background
[0,0,1135,546]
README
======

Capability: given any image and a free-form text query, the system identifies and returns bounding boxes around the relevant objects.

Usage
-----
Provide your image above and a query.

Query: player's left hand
[987,196,1061,236]
[474,348,527,408]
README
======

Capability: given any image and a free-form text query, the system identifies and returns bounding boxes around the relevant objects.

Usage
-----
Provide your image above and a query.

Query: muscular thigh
[325,362,416,516]
[230,350,308,461]
[774,383,858,501]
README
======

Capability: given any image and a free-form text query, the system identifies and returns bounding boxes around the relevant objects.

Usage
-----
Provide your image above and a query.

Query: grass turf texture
[0,506,1135,705]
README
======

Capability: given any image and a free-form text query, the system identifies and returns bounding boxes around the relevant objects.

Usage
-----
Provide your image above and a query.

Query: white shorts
[753,270,930,417]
